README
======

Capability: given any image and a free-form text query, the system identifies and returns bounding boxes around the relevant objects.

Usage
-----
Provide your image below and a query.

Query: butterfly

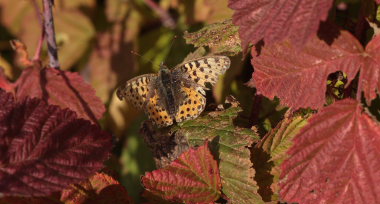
[116,56,231,127]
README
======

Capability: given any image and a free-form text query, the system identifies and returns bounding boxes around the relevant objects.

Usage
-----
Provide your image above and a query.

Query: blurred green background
[0,0,282,202]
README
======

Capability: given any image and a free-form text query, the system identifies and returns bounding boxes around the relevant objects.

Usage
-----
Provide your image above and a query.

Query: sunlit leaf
[15,66,105,123]
[280,99,380,203]
[178,106,263,203]
[229,0,333,51]
[142,142,221,203]
[250,29,364,109]
[184,19,241,55]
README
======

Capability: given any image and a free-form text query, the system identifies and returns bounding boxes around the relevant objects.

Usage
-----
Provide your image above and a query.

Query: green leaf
[184,19,241,56]
[255,111,311,201]
[177,106,263,203]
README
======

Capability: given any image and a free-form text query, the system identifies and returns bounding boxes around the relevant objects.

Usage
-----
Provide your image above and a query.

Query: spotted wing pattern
[116,74,174,127]
[175,56,231,88]
[117,55,231,127]
[116,74,156,109]
[146,92,174,127]
[175,86,206,123]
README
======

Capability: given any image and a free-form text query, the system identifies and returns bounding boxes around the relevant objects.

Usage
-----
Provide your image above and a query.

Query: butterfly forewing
[173,56,231,88]
[116,74,175,127]
[116,74,157,109]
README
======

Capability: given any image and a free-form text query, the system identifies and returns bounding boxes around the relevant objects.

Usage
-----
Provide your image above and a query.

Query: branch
[144,0,176,29]
[43,0,60,69]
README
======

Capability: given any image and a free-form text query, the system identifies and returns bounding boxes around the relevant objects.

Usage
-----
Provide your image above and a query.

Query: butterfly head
[159,62,170,74]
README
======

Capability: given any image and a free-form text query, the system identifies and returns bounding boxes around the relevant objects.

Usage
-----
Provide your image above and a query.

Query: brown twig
[43,0,60,69]
[144,0,176,29]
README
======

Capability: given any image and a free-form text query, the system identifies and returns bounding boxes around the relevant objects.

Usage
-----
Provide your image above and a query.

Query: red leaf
[142,142,221,203]
[0,193,61,204]
[280,99,380,203]
[0,68,13,92]
[0,90,112,196]
[229,0,333,51]
[61,172,132,204]
[15,66,105,123]
[251,30,365,109]
[359,35,380,103]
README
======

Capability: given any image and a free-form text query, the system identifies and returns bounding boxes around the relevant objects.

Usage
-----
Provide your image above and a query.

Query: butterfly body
[117,56,230,127]
[156,66,182,117]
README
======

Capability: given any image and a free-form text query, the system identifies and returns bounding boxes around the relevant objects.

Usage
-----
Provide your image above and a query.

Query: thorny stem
[144,0,176,29]
[43,0,60,69]
[31,0,44,61]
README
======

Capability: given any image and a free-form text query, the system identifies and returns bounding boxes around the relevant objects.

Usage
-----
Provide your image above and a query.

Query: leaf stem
[43,0,60,69]
[144,0,176,29]
[31,0,44,61]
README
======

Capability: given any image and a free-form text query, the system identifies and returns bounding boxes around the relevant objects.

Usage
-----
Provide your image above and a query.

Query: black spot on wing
[194,60,200,67]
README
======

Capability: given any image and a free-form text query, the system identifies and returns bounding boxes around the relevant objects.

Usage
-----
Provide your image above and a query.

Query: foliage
[1,0,380,203]
[0,90,112,196]
[142,142,221,203]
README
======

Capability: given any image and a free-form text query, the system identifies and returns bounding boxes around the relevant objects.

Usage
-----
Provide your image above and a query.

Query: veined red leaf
[229,0,333,51]
[251,30,367,109]
[280,99,380,203]
[61,172,132,204]
[142,142,221,203]
[0,89,112,196]
[359,35,380,103]
[15,66,105,123]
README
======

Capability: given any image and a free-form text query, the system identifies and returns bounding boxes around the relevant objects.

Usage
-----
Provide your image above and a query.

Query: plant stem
[144,0,176,29]
[31,0,44,61]
[43,0,60,69]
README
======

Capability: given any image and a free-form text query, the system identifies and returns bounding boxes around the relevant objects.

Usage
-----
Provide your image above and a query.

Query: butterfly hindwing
[175,86,206,123]
[174,56,231,88]
[146,92,174,127]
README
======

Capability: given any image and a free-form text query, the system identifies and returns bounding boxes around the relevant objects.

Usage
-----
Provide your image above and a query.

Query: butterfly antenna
[162,35,177,67]
[130,50,160,69]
